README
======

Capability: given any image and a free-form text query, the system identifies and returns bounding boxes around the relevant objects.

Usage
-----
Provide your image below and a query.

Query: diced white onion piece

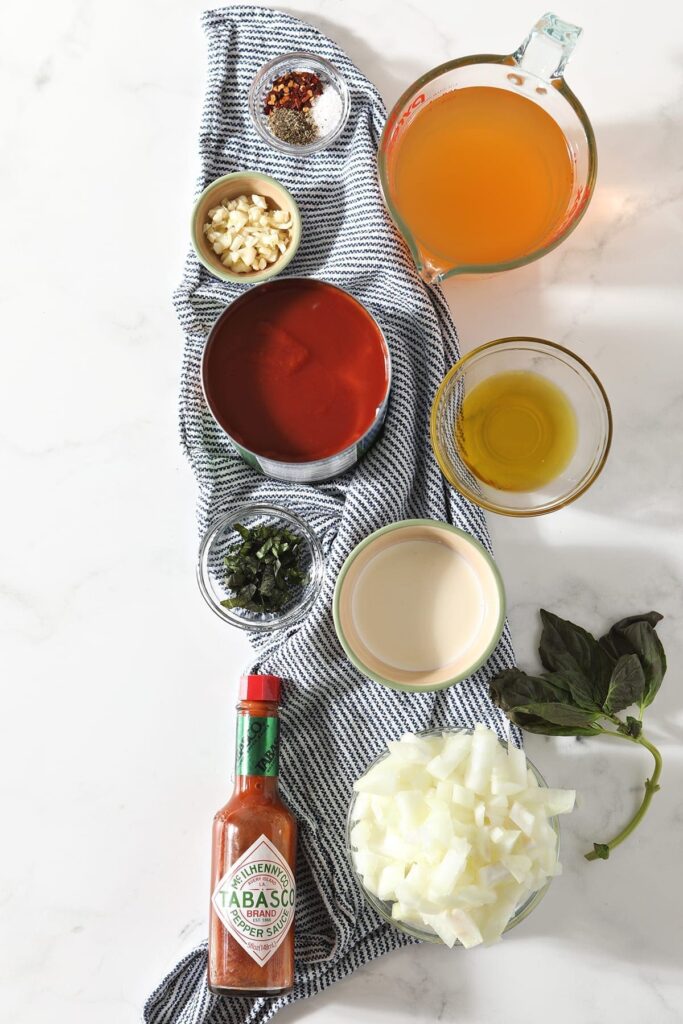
[391,901,423,927]
[453,884,498,908]
[464,725,499,794]
[380,831,417,862]
[387,738,430,764]
[422,804,453,847]
[351,791,372,822]
[489,826,522,854]
[429,841,470,897]
[478,862,512,888]
[395,790,428,826]
[426,734,471,780]
[451,782,475,808]
[502,854,533,883]
[435,779,452,802]
[424,909,483,949]
[377,863,405,901]
[521,788,576,816]
[507,745,529,787]
[405,862,431,893]
[369,795,392,825]
[351,727,573,949]
[353,849,388,893]
[479,882,526,945]
[509,800,537,837]
[353,764,397,796]
[351,819,375,848]
[420,911,457,948]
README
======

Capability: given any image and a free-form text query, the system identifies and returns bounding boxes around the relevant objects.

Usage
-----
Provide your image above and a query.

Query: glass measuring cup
[378,13,597,283]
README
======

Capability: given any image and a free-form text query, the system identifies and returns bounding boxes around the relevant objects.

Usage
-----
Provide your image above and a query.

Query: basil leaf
[259,564,276,598]
[603,654,647,714]
[238,583,257,603]
[506,710,600,737]
[512,702,602,728]
[489,669,600,736]
[539,609,614,710]
[221,522,308,613]
[599,614,666,711]
[489,668,574,713]
[599,612,663,659]
[256,537,274,559]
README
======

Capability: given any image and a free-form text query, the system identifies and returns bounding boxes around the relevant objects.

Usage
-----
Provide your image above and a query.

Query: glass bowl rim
[346,725,560,945]
[430,336,613,517]
[196,502,325,632]
[248,50,351,156]
[332,519,506,692]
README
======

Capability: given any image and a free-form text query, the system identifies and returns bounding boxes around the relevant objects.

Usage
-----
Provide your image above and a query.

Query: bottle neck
[233,699,280,792]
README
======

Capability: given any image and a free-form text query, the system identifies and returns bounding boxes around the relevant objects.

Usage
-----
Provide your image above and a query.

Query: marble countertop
[2,1,682,1021]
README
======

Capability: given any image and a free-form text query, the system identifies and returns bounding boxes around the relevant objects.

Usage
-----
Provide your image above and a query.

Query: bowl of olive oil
[430,338,612,516]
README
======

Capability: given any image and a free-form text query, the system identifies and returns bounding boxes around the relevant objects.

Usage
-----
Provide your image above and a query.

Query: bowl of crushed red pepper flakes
[249,51,350,155]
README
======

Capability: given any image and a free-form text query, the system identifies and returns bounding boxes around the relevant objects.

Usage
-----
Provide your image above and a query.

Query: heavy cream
[350,539,485,672]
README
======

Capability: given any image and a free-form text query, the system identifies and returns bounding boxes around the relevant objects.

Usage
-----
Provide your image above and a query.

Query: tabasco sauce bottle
[208,674,296,997]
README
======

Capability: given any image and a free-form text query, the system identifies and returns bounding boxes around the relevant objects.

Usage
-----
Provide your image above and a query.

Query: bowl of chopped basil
[197,503,325,632]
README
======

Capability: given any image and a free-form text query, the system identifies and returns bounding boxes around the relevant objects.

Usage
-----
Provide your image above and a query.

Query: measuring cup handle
[513,12,582,81]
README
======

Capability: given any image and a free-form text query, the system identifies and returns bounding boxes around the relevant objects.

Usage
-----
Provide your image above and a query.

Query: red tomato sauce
[202,279,389,463]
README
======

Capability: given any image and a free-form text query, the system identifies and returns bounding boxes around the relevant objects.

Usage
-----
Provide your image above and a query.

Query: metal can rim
[200,277,392,480]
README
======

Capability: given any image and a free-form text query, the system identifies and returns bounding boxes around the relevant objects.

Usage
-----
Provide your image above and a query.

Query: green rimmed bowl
[190,171,301,284]
[333,520,506,692]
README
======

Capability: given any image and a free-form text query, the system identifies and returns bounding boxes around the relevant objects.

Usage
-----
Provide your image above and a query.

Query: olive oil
[456,371,578,492]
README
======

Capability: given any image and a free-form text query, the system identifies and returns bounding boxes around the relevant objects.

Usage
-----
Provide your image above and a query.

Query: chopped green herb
[489,609,667,863]
[221,522,308,614]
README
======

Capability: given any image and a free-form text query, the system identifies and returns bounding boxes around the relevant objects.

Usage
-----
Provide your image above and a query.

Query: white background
[1,1,682,1022]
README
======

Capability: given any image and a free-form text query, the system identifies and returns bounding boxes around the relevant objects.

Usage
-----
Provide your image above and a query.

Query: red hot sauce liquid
[202,279,389,463]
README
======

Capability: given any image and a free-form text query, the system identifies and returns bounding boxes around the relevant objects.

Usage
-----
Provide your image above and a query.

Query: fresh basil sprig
[490,609,666,862]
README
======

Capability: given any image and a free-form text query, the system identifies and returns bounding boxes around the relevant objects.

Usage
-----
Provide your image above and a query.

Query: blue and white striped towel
[144,7,516,1022]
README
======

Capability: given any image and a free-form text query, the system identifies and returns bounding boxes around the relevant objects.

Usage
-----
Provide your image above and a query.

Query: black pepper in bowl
[269,108,318,146]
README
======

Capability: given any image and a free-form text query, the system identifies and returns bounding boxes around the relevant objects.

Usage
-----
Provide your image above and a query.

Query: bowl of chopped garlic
[191,171,301,283]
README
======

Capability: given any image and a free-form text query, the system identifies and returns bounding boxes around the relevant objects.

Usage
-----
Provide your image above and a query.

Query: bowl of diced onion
[191,171,301,283]
[347,726,575,949]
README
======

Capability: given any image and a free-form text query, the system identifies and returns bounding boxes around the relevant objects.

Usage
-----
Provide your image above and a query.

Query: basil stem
[585,723,663,861]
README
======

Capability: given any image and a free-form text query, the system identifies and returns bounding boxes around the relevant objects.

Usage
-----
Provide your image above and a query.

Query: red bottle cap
[239,674,282,702]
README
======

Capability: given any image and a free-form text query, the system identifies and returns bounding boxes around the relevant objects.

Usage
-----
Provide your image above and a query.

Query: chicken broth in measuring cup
[388,86,575,269]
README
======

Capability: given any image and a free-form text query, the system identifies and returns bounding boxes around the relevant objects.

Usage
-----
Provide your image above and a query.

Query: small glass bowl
[249,51,350,156]
[430,337,612,517]
[347,727,559,946]
[197,503,324,632]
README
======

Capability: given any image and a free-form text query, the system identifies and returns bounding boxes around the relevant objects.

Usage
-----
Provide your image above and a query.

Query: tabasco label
[235,715,279,777]
[212,834,295,966]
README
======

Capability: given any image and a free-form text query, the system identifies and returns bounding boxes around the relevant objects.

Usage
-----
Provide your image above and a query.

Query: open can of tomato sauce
[201,278,391,482]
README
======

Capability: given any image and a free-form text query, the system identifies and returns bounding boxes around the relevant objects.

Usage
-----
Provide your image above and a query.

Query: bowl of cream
[333,520,505,691]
